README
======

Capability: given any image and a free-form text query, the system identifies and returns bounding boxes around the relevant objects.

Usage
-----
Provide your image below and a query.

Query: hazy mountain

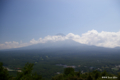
[1,39,120,52]
[7,40,84,50]
[56,33,66,36]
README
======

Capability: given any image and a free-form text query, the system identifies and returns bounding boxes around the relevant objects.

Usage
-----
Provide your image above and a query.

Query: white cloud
[30,35,68,44]
[5,42,12,44]
[13,41,19,44]
[72,30,120,48]
[0,41,32,50]
[0,30,120,50]
[30,39,39,44]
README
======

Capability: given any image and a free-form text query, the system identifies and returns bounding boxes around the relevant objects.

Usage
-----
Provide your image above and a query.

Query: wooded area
[0,49,120,80]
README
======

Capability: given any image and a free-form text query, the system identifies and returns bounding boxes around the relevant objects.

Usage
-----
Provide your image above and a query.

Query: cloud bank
[0,30,120,50]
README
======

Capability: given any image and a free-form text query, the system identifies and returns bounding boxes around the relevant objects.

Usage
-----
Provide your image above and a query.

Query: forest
[0,48,120,80]
[0,62,120,80]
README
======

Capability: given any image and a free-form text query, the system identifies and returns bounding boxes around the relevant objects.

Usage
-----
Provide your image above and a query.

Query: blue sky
[0,0,120,50]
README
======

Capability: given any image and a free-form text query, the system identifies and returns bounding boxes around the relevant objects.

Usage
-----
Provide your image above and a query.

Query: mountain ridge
[0,39,120,52]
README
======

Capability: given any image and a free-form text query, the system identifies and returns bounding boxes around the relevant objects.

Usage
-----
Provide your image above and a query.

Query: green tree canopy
[64,67,75,76]
[15,62,43,80]
[0,62,11,80]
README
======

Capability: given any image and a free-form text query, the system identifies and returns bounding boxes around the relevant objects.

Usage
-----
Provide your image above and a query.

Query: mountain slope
[1,39,120,52]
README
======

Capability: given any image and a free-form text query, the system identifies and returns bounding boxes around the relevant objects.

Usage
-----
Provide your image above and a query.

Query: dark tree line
[0,62,44,80]
[52,67,120,80]
[1,62,120,80]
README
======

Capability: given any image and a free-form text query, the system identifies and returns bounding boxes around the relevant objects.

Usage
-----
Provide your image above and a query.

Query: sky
[0,0,120,50]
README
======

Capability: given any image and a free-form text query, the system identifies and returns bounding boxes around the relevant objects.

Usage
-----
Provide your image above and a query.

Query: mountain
[56,33,66,36]
[6,40,84,51]
[1,39,120,52]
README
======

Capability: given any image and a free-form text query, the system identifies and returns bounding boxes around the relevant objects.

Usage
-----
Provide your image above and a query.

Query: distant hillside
[1,39,120,52]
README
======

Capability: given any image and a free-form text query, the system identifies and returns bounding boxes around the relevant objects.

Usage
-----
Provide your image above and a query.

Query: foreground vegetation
[0,62,44,80]
[1,62,120,80]
[0,49,120,80]
[52,68,120,80]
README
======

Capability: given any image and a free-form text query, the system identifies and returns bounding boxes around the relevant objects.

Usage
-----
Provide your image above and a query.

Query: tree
[0,62,11,80]
[76,70,81,77]
[52,74,64,80]
[95,72,99,80]
[64,67,75,76]
[101,70,107,76]
[93,70,100,80]
[87,74,93,80]
[15,62,43,80]
[117,73,120,80]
